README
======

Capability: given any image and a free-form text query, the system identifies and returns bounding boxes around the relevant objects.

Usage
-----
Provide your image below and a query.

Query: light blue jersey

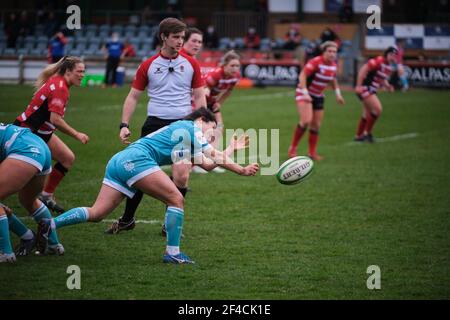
[103,120,211,198]
[0,124,52,175]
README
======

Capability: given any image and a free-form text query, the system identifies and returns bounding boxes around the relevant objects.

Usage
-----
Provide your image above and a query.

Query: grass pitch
[0,84,449,299]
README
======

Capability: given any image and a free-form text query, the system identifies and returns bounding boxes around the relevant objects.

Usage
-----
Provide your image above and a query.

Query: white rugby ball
[276,156,314,185]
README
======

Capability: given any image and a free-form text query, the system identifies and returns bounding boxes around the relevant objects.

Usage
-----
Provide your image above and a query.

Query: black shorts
[311,96,325,110]
[140,116,180,137]
[13,119,53,143]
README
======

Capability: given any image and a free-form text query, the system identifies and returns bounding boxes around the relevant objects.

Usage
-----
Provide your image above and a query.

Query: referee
[105,18,206,234]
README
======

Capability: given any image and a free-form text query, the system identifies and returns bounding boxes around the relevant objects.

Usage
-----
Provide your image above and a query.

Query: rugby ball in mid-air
[276,156,314,185]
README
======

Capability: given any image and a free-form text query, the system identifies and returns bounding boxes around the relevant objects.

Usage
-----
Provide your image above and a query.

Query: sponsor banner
[241,62,300,86]
[423,37,450,50]
[394,24,424,38]
[365,36,396,49]
[404,63,450,88]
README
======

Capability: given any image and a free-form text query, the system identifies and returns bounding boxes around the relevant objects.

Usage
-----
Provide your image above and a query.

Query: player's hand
[336,95,345,105]
[355,86,365,95]
[76,132,90,144]
[120,127,131,144]
[0,203,12,215]
[386,84,395,92]
[241,163,259,176]
[304,94,313,102]
[230,134,250,152]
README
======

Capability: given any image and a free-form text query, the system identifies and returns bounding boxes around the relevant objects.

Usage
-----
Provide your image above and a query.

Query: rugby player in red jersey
[354,47,397,143]
[13,56,89,213]
[191,50,241,174]
[180,27,203,58]
[288,41,345,161]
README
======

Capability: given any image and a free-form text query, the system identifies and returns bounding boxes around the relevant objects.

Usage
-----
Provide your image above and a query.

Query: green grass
[0,84,449,299]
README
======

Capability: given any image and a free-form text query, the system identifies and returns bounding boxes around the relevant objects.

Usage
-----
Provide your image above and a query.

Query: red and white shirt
[204,67,240,106]
[132,51,204,120]
[15,75,69,135]
[296,55,337,101]
[361,56,392,97]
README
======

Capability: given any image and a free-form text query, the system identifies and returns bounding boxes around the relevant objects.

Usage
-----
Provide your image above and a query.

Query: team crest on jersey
[29,145,41,156]
[123,160,135,172]
[180,65,184,72]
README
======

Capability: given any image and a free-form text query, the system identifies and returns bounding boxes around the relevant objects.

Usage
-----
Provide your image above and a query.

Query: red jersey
[296,55,337,101]
[359,56,392,98]
[204,67,240,106]
[15,75,69,136]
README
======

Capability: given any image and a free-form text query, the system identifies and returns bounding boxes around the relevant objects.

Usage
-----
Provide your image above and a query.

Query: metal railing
[212,11,267,38]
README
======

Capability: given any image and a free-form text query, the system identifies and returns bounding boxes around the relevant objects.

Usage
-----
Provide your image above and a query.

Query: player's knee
[88,209,103,222]
[167,192,184,209]
[300,119,312,127]
[60,151,75,168]
[372,109,381,118]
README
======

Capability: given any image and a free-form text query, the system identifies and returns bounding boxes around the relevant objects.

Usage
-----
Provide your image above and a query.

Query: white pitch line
[17,216,161,225]
[344,132,419,146]
[232,91,292,101]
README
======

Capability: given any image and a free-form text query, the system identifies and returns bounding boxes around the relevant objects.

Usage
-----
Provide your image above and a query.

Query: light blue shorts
[103,147,161,198]
[5,129,52,175]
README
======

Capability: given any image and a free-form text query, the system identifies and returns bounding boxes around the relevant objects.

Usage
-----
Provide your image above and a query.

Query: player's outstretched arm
[119,88,143,144]
[200,146,259,176]
[195,134,250,171]
[50,112,89,144]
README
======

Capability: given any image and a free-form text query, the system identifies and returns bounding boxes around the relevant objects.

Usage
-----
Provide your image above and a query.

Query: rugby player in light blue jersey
[0,124,64,263]
[37,108,259,264]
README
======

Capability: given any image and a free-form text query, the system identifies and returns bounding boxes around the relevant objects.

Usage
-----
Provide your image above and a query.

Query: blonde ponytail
[220,50,240,67]
[34,56,83,89]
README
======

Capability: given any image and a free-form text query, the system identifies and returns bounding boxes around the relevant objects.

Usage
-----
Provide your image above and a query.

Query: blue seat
[138,25,150,33]
[65,43,73,52]
[111,25,124,35]
[37,36,49,44]
[3,48,16,55]
[137,30,148,38]
[99,24,110,33]
[89,38,102,46]
[234,37,245,49]
[98,30,109,39]
[24,42,35,50]
[219,37,231,50]
[30,48,44,56]
[75,43,87,51]
[36,42,48,51]
[260,37,271,50]
[87,43,100,51]
[86,24,97,33]
[69,48,81,56]
[85,30,97,39]
[17,48,29,55]
[125,25,136,33]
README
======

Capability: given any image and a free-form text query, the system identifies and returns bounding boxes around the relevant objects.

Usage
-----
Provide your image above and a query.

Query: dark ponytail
[184,107,217,123]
